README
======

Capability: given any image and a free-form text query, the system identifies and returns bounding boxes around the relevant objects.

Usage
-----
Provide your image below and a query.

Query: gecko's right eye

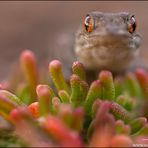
[84,15,93,33]
[128,15,136,34]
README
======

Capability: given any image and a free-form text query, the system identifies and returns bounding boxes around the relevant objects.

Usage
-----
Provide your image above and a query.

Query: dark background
[0,1,147,80]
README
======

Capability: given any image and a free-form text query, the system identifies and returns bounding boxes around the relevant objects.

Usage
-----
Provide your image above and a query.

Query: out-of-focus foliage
[0,50,148,147]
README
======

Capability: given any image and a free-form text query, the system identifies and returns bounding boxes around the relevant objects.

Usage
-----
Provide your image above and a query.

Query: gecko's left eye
[84,15,93,33]
[128,15,136,34]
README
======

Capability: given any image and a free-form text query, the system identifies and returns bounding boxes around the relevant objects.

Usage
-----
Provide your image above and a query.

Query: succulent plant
[0,49,148,147]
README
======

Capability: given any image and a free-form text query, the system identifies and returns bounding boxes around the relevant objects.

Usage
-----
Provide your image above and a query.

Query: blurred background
[0,1,147,80]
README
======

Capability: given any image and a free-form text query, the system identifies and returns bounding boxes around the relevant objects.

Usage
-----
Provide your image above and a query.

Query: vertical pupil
[131,17,136,32]
[85,16,91,31]
[85,16,90,25]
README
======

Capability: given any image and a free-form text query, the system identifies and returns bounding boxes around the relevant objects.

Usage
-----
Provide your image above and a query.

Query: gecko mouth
[83,29,135,45]
[86,30,132,39]
[76,28,141,51]
[84,34,132,48]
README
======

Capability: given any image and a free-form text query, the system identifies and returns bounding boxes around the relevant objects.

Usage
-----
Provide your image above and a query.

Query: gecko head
[75,11,141,51]
[74,11,142,72]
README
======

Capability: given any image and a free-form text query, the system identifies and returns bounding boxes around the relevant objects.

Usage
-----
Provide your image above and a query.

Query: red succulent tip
[70,74,80,83]
[28,102,40,118]
[49,60,62,71]
[9,108,22,123]
[36,84,50,98]
[99,70,112,81]
[20,49,36,63]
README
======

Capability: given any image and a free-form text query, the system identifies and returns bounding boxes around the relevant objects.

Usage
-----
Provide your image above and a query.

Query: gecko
[49,11,141,81]
[75,11,141,73]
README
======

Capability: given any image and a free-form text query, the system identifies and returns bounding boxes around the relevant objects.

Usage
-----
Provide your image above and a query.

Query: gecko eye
[84,15,93,33]
[128,15,136,33]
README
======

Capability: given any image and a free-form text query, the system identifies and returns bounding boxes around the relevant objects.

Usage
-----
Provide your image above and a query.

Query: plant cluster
[0,50,148,147]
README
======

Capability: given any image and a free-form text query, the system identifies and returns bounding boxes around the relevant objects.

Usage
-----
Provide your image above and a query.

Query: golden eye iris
[128,15,136,34]
[84,15,93,33]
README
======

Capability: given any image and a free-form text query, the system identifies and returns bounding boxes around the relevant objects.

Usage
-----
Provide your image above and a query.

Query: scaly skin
[75,11,141,73]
